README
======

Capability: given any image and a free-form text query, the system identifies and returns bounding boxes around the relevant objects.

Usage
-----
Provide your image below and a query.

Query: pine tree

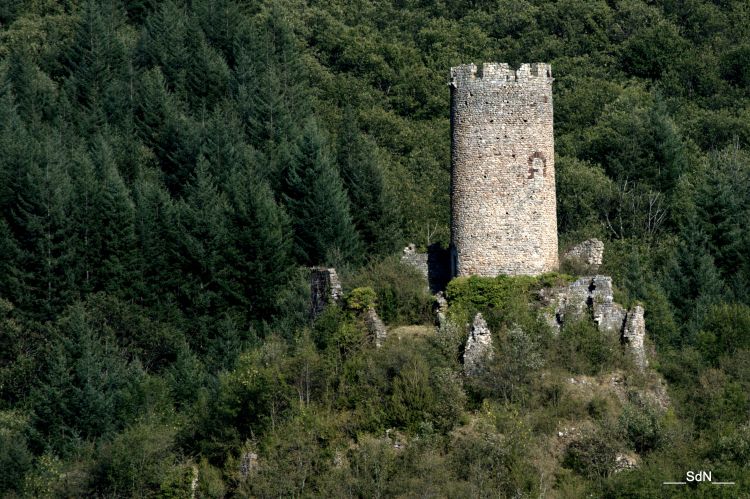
[134,67,200,193]
[68,144,100,295]
[133,171,178,310]
[233,7,310,190]
[337,107,402,255]
[10,133,76,318]
[90,136,139,299]
[173,157,230,316]
[283,119,361,266]
[223,161,294,319]
[6,47,58,123]
[666,218,727,340]
[63,0,131,129]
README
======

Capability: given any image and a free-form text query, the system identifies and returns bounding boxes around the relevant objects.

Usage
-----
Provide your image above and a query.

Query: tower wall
[450,62,558,276]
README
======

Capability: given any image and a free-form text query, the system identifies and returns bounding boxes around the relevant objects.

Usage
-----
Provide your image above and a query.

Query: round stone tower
[449,62,558,277]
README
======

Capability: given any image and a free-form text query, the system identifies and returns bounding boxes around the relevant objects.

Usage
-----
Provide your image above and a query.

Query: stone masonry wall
[450,63,558,276]
[310,267,342,319]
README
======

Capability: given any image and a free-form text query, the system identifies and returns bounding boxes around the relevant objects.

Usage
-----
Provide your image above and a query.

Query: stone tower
[449,62,558,277]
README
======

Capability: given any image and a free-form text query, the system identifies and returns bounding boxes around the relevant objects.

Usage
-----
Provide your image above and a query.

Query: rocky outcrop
[622,305,647,368]
[562,238,604,272]
[365,307,387,347]
[464,313,493,375]
[310,267,342,319]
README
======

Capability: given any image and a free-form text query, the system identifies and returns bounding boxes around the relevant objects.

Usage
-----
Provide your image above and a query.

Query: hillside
[1,0,749,497]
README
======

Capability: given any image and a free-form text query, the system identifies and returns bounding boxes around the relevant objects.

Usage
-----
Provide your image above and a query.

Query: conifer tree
[134,67,200,193]
[132,171,178,310]
[90,136,139,299]
[10,134,76,317]
[173,158,230,316]
[234,7,310,190]
[68,144,100,295]
[63,0,131,128]
[283,119,361,266]
[223,161,293,318]
[337,107,402,255]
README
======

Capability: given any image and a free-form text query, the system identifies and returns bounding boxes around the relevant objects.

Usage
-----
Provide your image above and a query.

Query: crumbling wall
[543,275,648,369]
[464,313,493,375]
[310,267,342,318]
[400,243,451,293]
[622,305,647,368]
[562,238,604,272]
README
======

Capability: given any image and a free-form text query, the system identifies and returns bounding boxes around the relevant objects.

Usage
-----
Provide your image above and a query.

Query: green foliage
[346,286,377,311]
[471,325,546,404]
[555,319,620,375]
[0,411,33,496]
[449,406,538,497]
[446,273,571,331]
[697,303,750,365]
[619,401,667,454]
[348,256,433,324]
[563,429,620,480]
[0,0,750,495]
[92,422,183,498]
[283,119,362,266]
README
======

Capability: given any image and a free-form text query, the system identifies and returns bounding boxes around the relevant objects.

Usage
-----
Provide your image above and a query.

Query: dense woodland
[1,0,750,497]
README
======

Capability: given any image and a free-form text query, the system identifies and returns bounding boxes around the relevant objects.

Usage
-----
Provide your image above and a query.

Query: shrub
[347,256,432,324]
[563,430,620,480]
[0,411,33,496]
[445,273,572,332]
[555,319,619,375]
[346,287,377,311]
[619,401,666,454]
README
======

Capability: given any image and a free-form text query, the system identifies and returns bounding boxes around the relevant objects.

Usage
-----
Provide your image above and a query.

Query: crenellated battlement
[450,62,552,86]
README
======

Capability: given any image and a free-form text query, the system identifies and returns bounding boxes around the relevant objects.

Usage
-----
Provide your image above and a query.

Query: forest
[0,0,749,497]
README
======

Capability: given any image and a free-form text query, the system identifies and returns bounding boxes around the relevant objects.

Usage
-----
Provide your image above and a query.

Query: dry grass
[389,325,435,340]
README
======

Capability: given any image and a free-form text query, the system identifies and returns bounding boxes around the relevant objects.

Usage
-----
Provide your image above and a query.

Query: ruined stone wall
[310,267,342,318]
[450,63,558,276]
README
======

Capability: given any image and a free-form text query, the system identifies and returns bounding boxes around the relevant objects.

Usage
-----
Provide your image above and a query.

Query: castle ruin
[450,63,558,276]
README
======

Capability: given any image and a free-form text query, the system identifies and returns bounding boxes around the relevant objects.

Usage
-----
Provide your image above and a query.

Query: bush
[563,430,620,480]
[347,256,433,324]
[0,411,33,496]
[346,287,377,311]
[93,422,183,497]
[555,319,619,375]
[619,401,666,454]
[445,273,572,332]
